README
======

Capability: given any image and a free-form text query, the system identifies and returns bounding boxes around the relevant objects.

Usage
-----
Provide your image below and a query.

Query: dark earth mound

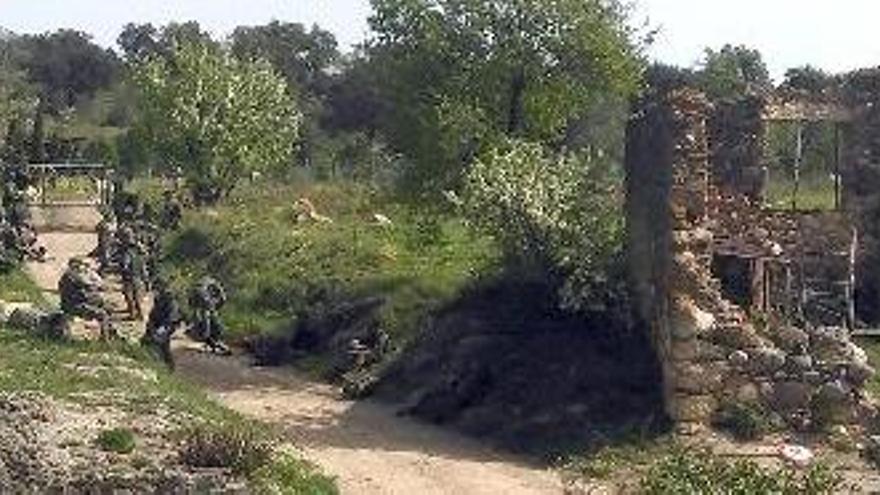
[373,281,669,459]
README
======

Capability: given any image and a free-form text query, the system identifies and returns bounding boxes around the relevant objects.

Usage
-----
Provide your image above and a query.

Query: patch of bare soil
[177,344,563,495]
[0,390,240,493]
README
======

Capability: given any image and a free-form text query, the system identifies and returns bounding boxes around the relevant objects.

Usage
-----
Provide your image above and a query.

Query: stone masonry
[626,89,876,434]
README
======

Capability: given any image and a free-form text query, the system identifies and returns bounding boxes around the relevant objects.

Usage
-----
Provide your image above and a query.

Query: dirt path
[27,227,565,495]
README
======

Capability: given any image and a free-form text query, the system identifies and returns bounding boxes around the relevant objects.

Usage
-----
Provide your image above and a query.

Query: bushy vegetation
[640,448,842,494]
[161,182,498,344]
[464,139,624,311]
[96,427,137,454]
[711,402,780,442]
[251,452,339,495]
[179,422,275,474]
[179,422,336,492]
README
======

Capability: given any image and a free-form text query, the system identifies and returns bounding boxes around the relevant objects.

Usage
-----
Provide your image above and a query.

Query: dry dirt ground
[26,225,565,494]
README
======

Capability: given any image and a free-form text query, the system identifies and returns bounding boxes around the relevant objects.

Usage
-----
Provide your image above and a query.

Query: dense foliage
[464,140,623,310]
[132,43,300,202]
[368,0,643,191]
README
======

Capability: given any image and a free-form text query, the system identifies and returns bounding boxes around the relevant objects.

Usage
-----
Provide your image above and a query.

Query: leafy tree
[231,21,338,94]
[368,0,643,192]
[132,43,301,203]
[0,62,35,151]
[698,44,771,100]
[782,65,834,95]
[322,52,388,136]
[118,23,162,62]
[118,22,218,62]
[645,62,697,93]
[12,30,120,113]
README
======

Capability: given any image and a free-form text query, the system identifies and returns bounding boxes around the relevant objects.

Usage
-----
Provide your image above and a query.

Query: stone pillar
[626,89,717,429]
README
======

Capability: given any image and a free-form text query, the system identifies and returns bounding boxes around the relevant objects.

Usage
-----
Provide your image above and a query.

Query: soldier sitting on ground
[58,257,117,340]
[187,276,231,355]
[116,226,147,321]
[141,277,183,369]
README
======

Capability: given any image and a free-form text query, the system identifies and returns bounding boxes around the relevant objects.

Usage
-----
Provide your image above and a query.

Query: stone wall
[626,89,876,434]
[842,70,880,324]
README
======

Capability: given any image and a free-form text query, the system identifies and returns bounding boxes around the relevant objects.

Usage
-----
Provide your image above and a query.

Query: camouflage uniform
[188,276,230,355]
[93,212,117,273]
[159,191,183,231]
[116,226,147,321]
[58,258,116,339]
[142,279,182,369]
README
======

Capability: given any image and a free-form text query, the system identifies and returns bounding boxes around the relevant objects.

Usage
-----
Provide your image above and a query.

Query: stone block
[749,348,787,376]
[769,381,813,413]
[672,395,716,423]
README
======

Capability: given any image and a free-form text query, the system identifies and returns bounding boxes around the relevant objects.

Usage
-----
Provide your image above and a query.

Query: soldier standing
[117,226,146,321]
[93,209,117,274]
[188,276,230,355]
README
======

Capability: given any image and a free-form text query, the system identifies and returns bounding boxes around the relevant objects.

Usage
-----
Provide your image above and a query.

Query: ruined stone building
[625,74,880,432]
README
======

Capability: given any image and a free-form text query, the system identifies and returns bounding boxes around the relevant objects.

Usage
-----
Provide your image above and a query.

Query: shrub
[640,448,842,495]
[96,427,136,454]
[179,422,275,475]
[464,139,624,311]
[712,402,778,441]
[250,452,338,495]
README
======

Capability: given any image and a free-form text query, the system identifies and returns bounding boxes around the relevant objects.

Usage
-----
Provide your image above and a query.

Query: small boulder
[728,350,749,368]
[771,326,809,353]
[847,362,876,387]
[785,354,814,376]
[770,381,813,413]
[812,380,852,425]
[750,348,786,375]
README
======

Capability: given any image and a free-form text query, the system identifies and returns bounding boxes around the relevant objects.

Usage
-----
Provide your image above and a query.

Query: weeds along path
[28,220,564,495]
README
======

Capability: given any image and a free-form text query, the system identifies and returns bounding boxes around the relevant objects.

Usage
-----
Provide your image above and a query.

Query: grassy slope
[161,181,499,345]
[0,268,336,493]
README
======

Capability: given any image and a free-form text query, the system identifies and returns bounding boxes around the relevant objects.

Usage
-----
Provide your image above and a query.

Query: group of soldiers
[57,181,229,369]
[0,163,46,269]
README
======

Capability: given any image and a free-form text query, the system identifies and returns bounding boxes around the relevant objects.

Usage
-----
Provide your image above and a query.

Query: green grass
[857,338,880,398]
[0,330,234,422]
[161,181,499,345]
[640,448,842,494]
[765,175,837,211]
[251,452,339,495]
[562,440,842,494]
[96,427,137,454]
[0,268,47,304]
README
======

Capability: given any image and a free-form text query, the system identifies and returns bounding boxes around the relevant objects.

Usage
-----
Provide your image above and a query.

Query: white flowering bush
[464,139,624,310]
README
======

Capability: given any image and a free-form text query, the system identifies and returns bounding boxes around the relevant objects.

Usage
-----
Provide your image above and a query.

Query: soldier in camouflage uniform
[159,190,183,231]
[187,276,231,355]
[141,277,182,369]
[92,208,117,274]
[58,257,116,339]
[116,226,147,321]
